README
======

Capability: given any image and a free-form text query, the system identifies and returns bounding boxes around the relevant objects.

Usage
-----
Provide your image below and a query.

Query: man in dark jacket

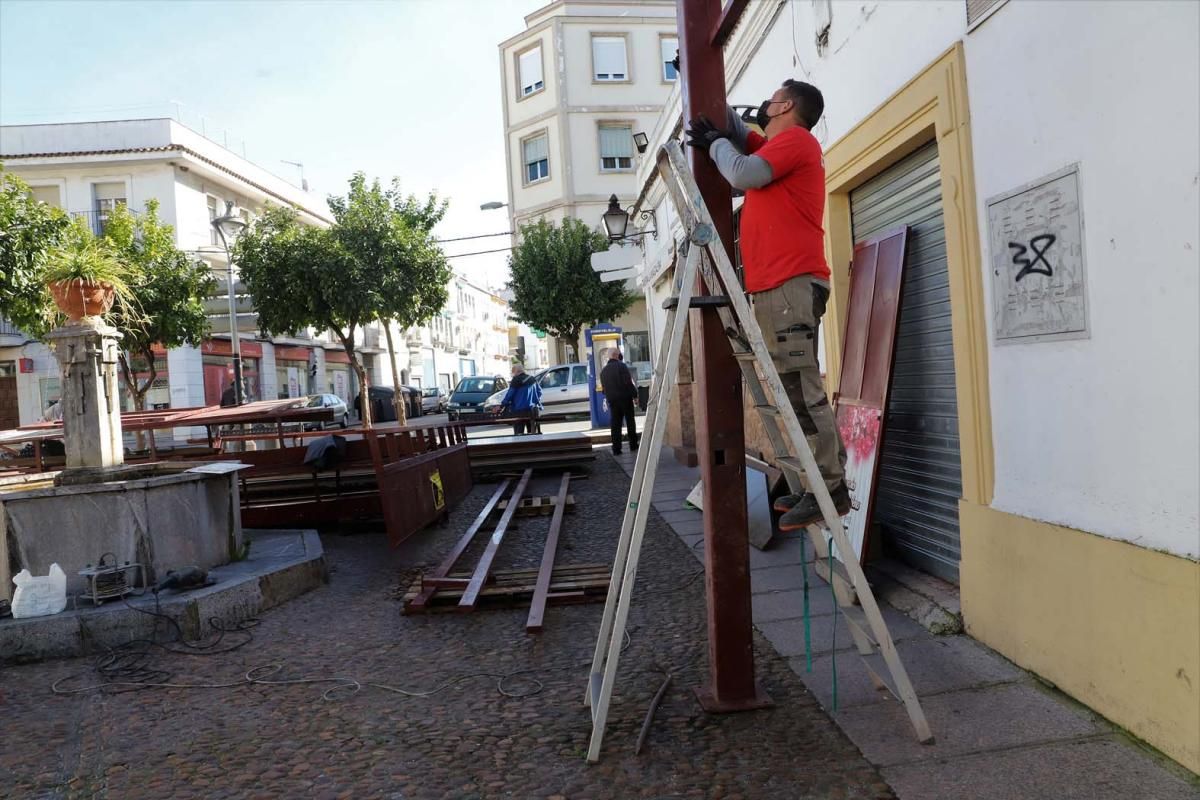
[498,364,542,435]
[599,348,638,454]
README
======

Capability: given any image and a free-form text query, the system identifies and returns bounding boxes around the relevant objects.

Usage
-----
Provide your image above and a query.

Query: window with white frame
[522,133,550,184]
[598,125,634,172]
[92,182,126,235]
[661,37,679,81]
[592,36,627,81]
[518,46,544,97]
[28,184,62,208]
[208,196,220,245]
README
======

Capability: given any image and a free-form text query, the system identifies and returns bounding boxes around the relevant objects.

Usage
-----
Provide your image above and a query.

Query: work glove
[685,115,730,153]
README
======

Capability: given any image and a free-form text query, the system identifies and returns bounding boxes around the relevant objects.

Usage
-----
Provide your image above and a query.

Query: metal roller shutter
[849,141,963,582]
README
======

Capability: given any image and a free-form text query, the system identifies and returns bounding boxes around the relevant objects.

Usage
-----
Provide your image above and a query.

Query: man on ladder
[686,80,849,531]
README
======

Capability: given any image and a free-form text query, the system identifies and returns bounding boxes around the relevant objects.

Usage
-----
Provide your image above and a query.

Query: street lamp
[602,194,657,242]
[479,201,507,211]
[211,201,248,405]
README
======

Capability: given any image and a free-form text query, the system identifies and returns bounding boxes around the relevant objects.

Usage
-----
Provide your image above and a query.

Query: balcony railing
[70,210,118,237]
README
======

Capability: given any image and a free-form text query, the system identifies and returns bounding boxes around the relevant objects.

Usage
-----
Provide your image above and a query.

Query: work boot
[773,492,807,513]
[778,483,851,531]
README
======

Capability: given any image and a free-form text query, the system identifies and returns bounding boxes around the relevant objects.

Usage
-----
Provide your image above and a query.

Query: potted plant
[43,221,134,321]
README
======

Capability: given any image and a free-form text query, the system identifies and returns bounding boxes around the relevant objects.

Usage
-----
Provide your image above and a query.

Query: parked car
[354,385,422,423]
[421,386,447,414]
[482,363,590,417]
[447,376,507,421]
[303,393,349,430]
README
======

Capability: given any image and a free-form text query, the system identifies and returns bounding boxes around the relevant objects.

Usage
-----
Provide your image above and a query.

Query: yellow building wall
[960,500,1200,773]
[820,44,1200,774]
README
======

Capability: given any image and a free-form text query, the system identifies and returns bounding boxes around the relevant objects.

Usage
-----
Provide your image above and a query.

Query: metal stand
[584,143,934,764]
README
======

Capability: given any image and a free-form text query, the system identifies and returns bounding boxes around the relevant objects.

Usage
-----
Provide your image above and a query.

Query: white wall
[634,0,1200,558]
[965,0,1200,558]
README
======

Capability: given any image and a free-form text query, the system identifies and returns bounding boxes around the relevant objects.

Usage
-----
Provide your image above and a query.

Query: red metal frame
[458,469,533,610]
[677,0,769,713]
[526,472,572,633]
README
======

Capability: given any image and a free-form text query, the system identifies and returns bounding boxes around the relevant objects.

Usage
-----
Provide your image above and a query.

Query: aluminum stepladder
[584,142,933,763]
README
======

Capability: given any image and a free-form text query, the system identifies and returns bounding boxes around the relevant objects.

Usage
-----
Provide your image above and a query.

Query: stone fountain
[0,316,245,604]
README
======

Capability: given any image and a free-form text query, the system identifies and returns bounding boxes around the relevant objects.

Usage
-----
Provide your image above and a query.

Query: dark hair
[781,80,824,129]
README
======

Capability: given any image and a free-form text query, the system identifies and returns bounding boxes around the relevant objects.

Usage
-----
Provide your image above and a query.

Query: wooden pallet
[400,563,609,614]
[497,494,576,516]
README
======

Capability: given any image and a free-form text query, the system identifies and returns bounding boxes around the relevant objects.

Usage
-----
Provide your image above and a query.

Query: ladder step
[754,404,780,417]
[777,456,805,473]
[840,604,878,647]
[662,294,732,310]
[734,351,757,361]
[859,650,901,701]
[812,540,856,590]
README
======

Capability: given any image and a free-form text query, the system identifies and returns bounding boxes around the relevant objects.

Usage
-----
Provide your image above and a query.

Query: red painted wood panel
[835,225,908,565]
[839,226,908,405]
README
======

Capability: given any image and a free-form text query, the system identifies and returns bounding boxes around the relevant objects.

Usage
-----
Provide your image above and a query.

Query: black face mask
[755,99,786,130]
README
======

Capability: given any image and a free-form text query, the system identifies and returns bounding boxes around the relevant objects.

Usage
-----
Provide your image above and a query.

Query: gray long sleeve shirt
[709,105,774,190]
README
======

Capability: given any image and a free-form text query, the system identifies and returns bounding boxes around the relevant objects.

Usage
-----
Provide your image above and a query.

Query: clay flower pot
[48,279,115,321]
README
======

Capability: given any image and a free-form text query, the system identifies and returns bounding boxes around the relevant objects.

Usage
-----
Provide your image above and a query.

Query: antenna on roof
[281,160,308,192]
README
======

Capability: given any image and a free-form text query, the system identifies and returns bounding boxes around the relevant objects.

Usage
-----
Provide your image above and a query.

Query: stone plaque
[987,165,1089,343]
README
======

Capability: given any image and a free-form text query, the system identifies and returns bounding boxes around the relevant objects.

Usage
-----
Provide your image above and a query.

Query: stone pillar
[46,319,124,469]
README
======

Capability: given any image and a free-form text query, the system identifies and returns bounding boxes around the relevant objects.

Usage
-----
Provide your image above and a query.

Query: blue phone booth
[585,324,623,429]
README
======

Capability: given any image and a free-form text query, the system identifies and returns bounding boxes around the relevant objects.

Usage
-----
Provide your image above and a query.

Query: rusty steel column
[677,0,772,712]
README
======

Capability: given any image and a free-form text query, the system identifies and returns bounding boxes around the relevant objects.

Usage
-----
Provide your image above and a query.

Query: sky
[0,0,538,289]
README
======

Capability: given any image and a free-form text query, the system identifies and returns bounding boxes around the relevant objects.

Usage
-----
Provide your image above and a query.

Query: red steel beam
[526,472,572,633]
[677,0,771,712]
[405,478,511,612]
[710,0,750,47]
[458,468,533,611]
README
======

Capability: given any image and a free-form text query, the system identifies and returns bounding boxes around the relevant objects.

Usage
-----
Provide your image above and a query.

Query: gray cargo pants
[751,274,847,492]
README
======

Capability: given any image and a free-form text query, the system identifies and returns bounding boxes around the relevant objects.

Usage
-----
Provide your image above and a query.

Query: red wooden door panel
[834,225,909,565]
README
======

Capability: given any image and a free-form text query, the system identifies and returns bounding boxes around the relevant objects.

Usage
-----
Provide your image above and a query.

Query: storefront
[117,349,172,411]
[273,346,313,400]
[325,348,353,405]
[201,338,262,406]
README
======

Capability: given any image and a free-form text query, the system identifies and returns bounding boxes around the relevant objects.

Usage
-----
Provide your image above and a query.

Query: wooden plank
[404,479,511,612]
[526,473,573,633]
[458,469,533,611]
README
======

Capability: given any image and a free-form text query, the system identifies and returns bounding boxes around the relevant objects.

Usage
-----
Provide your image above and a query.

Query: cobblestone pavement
[3,453,894,800]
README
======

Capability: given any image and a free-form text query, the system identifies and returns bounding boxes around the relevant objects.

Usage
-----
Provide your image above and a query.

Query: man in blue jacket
[498,364,542,435]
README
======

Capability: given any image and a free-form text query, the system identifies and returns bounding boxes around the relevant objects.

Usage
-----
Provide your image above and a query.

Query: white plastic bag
[11,563,68,619]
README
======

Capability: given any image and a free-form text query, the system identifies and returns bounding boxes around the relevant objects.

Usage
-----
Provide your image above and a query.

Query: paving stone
[797,635,1027,710]
[2,452,893,800]
[882,736,1200,800]
[757,605,926,658]
[750,563,820,595]
[836,683,1103,767]
[752,586,837,621]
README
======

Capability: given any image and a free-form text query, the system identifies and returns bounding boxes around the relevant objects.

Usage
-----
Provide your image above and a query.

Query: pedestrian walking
[687,79,849,530]
[498,364,542,435]
[600,347,638,455]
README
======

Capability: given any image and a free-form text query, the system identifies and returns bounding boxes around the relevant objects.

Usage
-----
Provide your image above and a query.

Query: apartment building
[381,275,514,396]
[631,0,1199,773]
[498,0,678,374]
[0,118,382,432]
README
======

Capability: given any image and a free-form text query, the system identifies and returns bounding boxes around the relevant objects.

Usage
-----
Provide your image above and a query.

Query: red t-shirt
[741,126,829,292]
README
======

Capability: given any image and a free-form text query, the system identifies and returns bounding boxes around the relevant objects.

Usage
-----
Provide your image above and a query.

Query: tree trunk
[383,320,408,426]
[119,352,147,451]
[349,347,371,430]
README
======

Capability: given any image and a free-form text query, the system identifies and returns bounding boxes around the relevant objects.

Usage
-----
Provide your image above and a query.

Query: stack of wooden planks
[401,470,606,631]
[467,432,595,477]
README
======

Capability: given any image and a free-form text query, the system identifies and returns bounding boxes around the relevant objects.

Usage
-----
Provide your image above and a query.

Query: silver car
[304,393,349,430]
[421,387,446,414]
